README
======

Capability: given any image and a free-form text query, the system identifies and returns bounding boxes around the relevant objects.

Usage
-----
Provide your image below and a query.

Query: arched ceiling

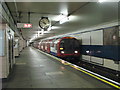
[6,2,118,41]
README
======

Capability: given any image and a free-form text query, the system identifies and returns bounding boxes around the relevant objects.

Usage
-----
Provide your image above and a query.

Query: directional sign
[24,24,32,28]
[17,23,32,28]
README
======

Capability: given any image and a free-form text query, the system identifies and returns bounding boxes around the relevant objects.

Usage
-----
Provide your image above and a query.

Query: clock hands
[39,17,50,29]
[43,22,46,25]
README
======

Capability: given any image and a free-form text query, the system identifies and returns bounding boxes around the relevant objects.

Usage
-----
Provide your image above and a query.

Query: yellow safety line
[33,48,120,89]
[70,65,120,89]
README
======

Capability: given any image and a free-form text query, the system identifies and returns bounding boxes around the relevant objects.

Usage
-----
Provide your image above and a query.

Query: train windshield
[60,38,80,53]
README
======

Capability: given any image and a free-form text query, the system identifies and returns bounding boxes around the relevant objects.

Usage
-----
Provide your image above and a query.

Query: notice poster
[0,30,4,56]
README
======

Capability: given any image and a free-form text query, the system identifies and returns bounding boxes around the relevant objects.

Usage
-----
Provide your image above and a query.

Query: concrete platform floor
[2,47,115,88]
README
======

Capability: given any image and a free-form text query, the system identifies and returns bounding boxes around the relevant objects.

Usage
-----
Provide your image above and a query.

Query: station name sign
[17,23,32,28]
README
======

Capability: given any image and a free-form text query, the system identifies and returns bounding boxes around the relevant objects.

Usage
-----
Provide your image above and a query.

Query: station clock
[39,17,51,29]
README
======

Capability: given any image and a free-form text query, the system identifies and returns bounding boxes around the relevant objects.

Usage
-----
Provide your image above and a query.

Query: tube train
[34,36,81,60]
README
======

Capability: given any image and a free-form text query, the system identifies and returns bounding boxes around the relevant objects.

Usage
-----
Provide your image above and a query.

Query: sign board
[0,30,4,56]
[17,23,32,28]
[24,24,32,28]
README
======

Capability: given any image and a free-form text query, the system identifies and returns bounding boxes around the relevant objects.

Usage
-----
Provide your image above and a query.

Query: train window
[60,39,80,50]
[54,43,56,50]
[50,41,54,47]
[60,42,64,48]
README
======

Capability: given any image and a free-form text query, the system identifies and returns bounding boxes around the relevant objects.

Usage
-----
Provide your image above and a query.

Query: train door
[8,33,12,72]
[7,32,14,72]
[11,36,14,67]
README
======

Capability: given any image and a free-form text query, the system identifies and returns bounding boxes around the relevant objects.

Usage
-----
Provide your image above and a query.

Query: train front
[57,37,80,60]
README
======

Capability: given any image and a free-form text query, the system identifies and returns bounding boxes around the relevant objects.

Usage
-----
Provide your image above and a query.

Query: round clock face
[39,17,50,29]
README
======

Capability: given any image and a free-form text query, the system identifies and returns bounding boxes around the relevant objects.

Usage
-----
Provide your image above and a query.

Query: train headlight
[61,51,64,54]
[75,51,78,53]
[86,50,90,53]
[60,48,63,50]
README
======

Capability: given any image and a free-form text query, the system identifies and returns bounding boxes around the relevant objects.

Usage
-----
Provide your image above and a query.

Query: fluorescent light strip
[59,16,69,24]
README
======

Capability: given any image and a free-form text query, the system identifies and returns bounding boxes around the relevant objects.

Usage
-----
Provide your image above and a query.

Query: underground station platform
[2,47,119,89]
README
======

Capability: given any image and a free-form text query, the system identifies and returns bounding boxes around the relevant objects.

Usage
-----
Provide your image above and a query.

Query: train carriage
[39,36,81,61]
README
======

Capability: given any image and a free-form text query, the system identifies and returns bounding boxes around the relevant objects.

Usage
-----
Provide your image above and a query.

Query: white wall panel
[91,30,103,45]
[77,34,82,40]
[81,32,90,45]
[91,56,103,65]
[82,55,90,62]
[0,3,2,14]
[0,30,5,56]
[72,33,82,41]
[104,59,119,71]
[119,27,120,37]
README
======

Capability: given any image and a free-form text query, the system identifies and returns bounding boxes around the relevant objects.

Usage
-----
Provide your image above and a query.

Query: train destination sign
[24,24,32,28]
[17,23,32,28]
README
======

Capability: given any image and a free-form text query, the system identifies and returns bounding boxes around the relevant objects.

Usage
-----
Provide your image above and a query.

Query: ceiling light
[37,31,41,36]
[60,16,69,24]
[53,14,68,21]
[52,14,64,21]
[98,0,107,3]
[51,26,60,29]
[48,27,52,31]
[41,29,44,35]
